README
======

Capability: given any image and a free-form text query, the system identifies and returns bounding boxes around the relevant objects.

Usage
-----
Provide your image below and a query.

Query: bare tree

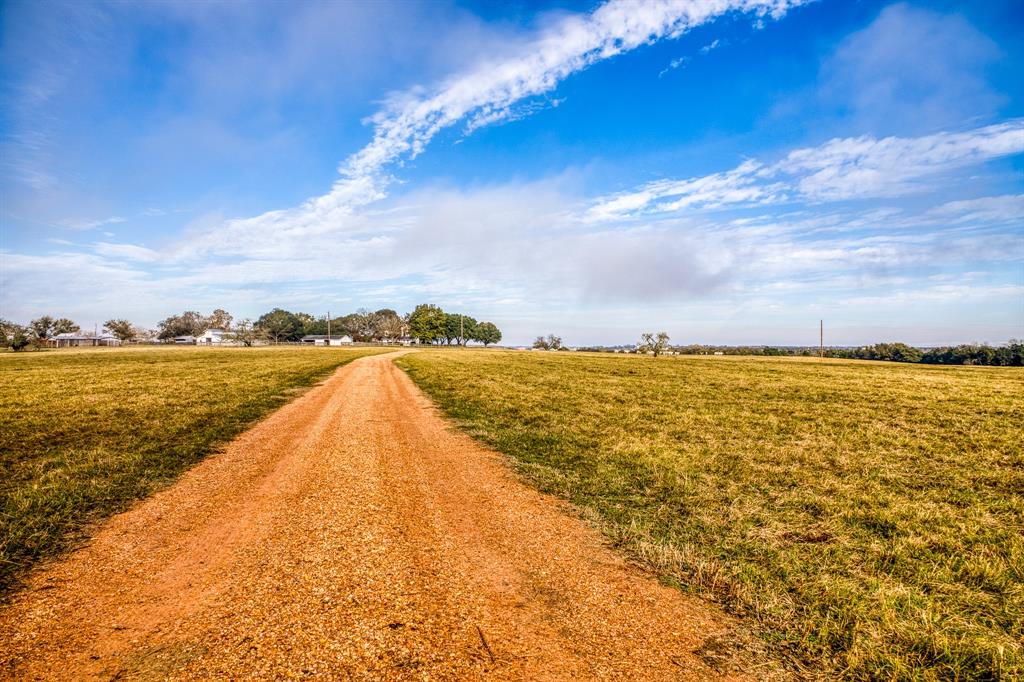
[374,309,406,343]
[207,309,233,330]
[229,319,261,347]
[637,331,670,357]
[533,334,562,350]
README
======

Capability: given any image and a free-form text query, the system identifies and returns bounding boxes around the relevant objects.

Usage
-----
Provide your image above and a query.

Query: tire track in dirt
[0,352,750,680]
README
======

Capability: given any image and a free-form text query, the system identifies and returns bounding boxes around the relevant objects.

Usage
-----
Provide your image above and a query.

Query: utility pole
[820,319,824,359]
[327,311,331,344]
[460,314,464,347]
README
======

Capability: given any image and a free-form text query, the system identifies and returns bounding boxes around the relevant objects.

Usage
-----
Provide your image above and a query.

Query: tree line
[828,341,1024,366]
[1,304,502,350]
[536,331,673,355]
[664,341,1024,366]
[405,304,501,346]
[561,335,1022,367]
[0,316,85,351]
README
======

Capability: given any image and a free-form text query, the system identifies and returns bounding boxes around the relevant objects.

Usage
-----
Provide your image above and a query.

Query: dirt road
[0,352,744,680]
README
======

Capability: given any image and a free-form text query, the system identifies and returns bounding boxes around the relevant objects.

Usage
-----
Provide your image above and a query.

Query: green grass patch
[0,345,390,595]
[397,350,1023,680]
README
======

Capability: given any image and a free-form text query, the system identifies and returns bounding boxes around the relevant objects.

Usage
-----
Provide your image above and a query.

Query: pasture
[0,345,391,594]
[398,350,1023,679]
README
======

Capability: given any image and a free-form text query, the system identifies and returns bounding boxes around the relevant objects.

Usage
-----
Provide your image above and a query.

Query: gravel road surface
[0,352,745,680]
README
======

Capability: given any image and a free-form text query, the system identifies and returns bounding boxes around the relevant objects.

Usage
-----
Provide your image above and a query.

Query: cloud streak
[343,0,805,179]
[177,0,807,258]
[588,119,1024,220]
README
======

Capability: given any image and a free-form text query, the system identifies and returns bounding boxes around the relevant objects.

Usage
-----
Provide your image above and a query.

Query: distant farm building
[52,333,121,348]
[197,328,229,345]
[300,335,353,346]
[172,335,197,344]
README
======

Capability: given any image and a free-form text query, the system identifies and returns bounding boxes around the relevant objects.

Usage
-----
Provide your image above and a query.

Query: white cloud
[91,242,161,262]
[700,38,722,53]
[588,119,1024,219]
[658,56,690,78]
[774,121,1024,200]
[58,216,126,231]
[463,97,565,135]
[842,283,1024,307]
[922,194,1024,226]
[343,0,806,180]
[173,0,807,261]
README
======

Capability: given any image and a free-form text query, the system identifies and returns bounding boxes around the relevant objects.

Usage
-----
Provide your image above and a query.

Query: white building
[196,328,229,345]
[300,335,353,346]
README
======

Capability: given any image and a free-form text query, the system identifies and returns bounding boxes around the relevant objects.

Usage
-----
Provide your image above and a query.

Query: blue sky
[1,0,1022,346]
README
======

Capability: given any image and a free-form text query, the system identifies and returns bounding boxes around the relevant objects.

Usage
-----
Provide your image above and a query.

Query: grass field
[0,345,390,595]
[398,350,1023,680]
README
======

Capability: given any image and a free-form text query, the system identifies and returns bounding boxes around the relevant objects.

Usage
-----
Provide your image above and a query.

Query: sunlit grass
[0,345,390,594]
[398,350,1023,679]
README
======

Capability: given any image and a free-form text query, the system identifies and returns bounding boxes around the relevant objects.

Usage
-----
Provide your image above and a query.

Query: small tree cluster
[30,316,80,340]
[156,309,233,340]
[532,334,563,350]
[102,319,149,342]
[0,319,32,351]
[250,308,411,344]
[1,316,81,351]
[408,304,501,346]
[228,319,261,347]
[637,332,671,357]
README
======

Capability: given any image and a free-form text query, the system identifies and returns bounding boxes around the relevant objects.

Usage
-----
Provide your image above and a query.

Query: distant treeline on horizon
[576,341,1024,367]
[0,304,502,350]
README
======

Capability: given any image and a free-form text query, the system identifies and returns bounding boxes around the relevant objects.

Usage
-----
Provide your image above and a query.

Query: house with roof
[197,328,230,345]
[300,334,353,346]
[52,332,121,348]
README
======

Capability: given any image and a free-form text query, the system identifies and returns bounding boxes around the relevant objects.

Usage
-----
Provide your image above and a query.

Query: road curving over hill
[0,352,748,680]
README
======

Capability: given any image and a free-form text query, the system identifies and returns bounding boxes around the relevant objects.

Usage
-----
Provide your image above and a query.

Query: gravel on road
[0,352,747,680]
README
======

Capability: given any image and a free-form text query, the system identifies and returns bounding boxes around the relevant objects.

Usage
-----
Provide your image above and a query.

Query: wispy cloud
[921,194,1024,226]
[344,0,806,180]
[177,0,807,259]
[463,97,566,135]
[588,119,1024,220]
[658,56,690,78]
[91,242,161,262]
[58,216,127,231]
[700,38,722,53]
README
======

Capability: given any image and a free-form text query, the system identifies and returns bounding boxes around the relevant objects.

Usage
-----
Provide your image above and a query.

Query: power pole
[327,311,331,344]
[820,319,824,358]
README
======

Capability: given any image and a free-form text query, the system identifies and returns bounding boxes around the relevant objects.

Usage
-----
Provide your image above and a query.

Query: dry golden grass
[0,345,391,594]
[398,350,1023,680]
